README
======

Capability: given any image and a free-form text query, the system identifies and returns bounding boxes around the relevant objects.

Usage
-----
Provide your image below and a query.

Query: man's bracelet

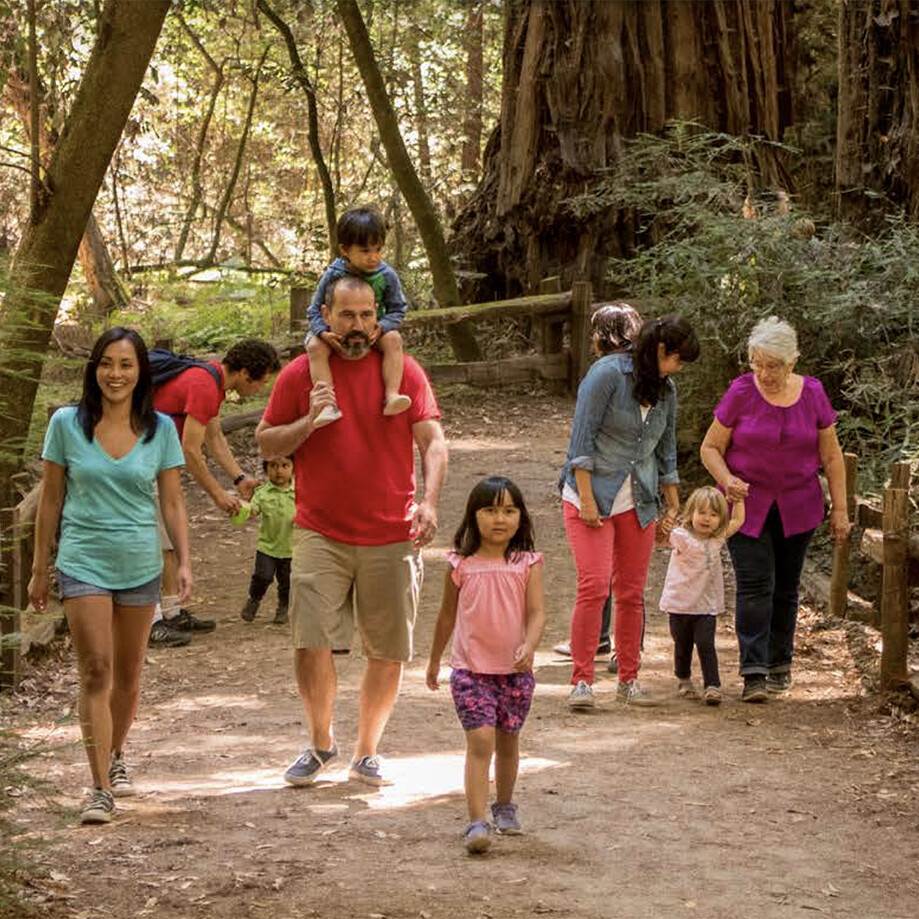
[233,473,246,486]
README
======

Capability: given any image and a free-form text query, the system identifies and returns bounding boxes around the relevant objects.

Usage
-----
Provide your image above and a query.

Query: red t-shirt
[152,363,226,440]
[262,352,441,545]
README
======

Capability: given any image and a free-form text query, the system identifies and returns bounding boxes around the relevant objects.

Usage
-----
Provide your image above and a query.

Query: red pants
[563,502,655,684]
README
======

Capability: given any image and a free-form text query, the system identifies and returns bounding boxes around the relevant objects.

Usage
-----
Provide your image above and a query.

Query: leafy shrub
[582,126,919,492]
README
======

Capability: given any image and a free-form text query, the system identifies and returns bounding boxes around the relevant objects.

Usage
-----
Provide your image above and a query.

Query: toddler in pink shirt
[426,476,545,854]
[659,486,745,705]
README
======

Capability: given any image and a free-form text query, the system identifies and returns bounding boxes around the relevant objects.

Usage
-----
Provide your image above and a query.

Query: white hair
[747,316,799,364]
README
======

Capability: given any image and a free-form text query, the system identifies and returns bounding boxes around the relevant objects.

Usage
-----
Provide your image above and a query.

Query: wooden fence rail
[826,456,917,696]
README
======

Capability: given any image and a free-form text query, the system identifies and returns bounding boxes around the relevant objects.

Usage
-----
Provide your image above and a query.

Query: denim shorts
[57,570,161,606]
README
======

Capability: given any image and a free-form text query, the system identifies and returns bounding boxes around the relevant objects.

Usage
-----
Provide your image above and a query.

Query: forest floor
[6,385,919,919]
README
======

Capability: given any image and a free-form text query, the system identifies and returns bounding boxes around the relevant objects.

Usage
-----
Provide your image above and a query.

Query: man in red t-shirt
[151,339,280,645]
[257,275,447,788]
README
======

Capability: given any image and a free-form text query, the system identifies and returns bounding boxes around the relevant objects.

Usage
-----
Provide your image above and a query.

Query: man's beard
[340,330,371,358]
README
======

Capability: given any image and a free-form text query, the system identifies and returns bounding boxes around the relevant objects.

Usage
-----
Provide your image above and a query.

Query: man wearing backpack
[150,338,281,646]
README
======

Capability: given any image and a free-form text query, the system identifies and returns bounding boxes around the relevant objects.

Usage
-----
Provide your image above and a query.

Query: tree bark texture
[204,48,268,267]
[336,0,461,310]
[451,0,793,301]
[836,0,919,222]
[78,212,130,314]
[460,1,484,180]
[408,25,432,186]
[258,0,339,257]
[0,0,170,503]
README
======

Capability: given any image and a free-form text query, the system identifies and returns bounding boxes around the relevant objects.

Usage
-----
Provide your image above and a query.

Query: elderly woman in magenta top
[562,314,700,709]
[701,317,851,702]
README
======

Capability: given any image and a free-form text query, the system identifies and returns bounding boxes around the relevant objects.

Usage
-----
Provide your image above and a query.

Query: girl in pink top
[660,486,745,706]
[426,477,545,854]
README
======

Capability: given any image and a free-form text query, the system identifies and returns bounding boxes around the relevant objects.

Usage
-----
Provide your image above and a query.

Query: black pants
[249,551,291,606]
[727,503,814,677]
[669,614,720,688]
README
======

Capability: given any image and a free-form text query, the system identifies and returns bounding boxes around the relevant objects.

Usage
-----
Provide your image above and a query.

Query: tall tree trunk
[257,0,338,256]
[3,56,129,316]
[174,13,224,263]
[408,25,432,187]
[451,0,794,302]
[79,212,130,312]
[0,0,170,505]
[836,0,919,222]
[460,1,484,181]
[335,0,461,313]
[204,48,268,267]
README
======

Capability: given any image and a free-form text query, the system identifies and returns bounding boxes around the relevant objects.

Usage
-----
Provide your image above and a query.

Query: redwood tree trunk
[451,0,794,301]
[836,0,919,222]
[0,0,170,504]
[79,212,130,315]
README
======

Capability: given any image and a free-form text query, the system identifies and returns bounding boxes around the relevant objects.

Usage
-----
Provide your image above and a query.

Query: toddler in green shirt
[231,456,295,624]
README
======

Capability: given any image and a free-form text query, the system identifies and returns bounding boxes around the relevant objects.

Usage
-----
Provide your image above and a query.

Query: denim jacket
[559,353,679,528]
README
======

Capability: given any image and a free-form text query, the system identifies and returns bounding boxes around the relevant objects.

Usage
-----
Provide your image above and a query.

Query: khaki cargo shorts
[290,528,422,662]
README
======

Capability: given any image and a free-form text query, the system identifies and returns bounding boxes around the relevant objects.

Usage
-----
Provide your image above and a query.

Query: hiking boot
[108,753,135,798]
[273,604,289,625]
[703,685,723,706]
[463,819,491,854]
[742,676,769,703]
[567,680,595,710]
[80,788,115,825]
[148,620,191,648]
[349,754,389,787]
[766,672,793,694]
[240,598,259,622]
[283,745,338,786]
[491,802,522,835]
[617,679,659,707]
[170,608,216,632]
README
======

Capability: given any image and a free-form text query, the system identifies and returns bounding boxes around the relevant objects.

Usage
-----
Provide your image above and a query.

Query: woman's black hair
[453,476,535,559]
[77,327,157,443]
[632,315,700,407]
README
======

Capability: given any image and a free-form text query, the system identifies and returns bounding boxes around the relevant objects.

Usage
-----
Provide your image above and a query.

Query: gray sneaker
[491,802,522,835]
[617,679,659,707]
[463,819,491,853]
[283,745,338,786]
[568,680,595,709]
[349,754,388,787]
[80,788,115,824]
[108,753,135,798]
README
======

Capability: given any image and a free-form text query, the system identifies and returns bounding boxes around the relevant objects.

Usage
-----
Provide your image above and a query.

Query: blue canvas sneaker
[283,745,338,786]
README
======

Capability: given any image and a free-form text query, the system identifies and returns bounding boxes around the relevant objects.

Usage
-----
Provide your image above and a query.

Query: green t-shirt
[250,480,295,559]
[42,406,185,589]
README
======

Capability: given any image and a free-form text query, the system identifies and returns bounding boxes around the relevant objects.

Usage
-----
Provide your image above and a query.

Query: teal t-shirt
[42,406,185,589]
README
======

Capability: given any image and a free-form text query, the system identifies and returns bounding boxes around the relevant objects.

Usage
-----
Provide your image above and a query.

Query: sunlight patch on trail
[447,437,528,452]
[141,753,562,810]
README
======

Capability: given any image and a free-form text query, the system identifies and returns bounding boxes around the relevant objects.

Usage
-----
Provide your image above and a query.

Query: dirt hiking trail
[8,388,919,919]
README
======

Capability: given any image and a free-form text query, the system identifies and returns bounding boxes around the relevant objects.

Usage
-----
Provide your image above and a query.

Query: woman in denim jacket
[562,315,699,709]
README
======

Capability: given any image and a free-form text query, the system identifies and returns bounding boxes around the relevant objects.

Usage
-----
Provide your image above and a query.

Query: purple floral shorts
[450,668,536,733]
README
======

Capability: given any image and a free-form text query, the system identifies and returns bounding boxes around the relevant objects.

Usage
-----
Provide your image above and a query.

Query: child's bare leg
[464,726,495,821]
[494,729,520,805]
[377,331,411,415]
[306,334,341,426]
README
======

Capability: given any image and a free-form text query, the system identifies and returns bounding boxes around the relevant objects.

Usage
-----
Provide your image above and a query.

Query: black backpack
[149,349,222,390]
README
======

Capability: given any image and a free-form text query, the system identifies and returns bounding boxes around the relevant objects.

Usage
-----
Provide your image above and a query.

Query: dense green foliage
[592,128,918,490]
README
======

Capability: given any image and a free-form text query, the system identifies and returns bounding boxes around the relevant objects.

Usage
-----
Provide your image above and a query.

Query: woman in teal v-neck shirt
[29,328,192,825]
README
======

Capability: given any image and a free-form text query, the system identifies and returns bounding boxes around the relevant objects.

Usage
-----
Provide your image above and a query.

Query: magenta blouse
[714,374,837,538]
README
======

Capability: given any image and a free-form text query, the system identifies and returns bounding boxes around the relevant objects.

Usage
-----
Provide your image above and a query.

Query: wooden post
[828,452,858,619]
[153,337,173,351]
[890,461,911,490]
[0,505,21,692]
[537,277,564,354]
[290,286,311,333]
[569,281,593,393]
[880,486,909,691]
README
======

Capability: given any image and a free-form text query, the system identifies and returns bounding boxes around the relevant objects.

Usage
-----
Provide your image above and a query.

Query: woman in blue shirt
[561,315,699,709]
[29,328,191,825]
